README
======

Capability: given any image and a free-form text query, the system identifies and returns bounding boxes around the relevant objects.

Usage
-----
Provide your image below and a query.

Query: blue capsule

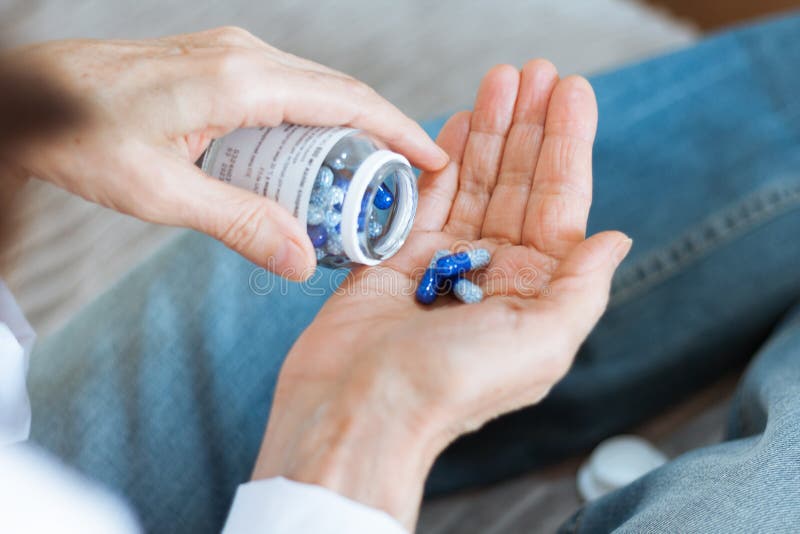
[416,268,439,304]
[307,224,328,247]
[453,278,484,304]
[373,183,394,209]
[435,249,491,278]
[416,250,455,305]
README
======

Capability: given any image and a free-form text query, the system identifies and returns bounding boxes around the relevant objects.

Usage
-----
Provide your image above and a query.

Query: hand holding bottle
[1,27,447,279]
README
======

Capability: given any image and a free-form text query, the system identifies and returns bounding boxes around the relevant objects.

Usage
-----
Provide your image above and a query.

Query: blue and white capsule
[453,278,484,304]
[415,249,452,305]
[434,249,491,278]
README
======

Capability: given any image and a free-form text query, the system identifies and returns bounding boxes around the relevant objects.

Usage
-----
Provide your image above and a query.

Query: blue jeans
[28,12,800,533]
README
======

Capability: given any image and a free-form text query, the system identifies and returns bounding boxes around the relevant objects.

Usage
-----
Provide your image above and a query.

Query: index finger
[169,49,449,172]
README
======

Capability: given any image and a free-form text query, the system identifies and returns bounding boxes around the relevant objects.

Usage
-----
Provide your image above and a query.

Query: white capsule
[367,220,383,238]
[468,249,491,270]
[326,234,344,256]
[327,186,345,209]
[315,165,334,189]
[328,156,346,170]
[453,278,483,304]
[307,205,325,226]
[310,188,328,207]
[324,210,342,228]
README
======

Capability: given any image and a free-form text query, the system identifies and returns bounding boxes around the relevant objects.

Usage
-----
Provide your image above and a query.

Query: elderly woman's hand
[1,28,447,279]
[253,60,631,529]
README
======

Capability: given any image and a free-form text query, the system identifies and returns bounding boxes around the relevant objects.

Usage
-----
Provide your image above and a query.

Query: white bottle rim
[340,149,415,266]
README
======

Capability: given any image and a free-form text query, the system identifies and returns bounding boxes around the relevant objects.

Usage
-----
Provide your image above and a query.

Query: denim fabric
[560,304,800,533]
[427,11,800,496]
[28,12,800,533]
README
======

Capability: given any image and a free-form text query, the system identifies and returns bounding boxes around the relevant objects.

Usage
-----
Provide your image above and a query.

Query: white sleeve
[223,477,409,534]
[0,279,35,445]
[0,444,140,533]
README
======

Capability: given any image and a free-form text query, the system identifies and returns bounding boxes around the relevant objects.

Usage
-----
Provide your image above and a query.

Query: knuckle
[211,48,256,80]
[346,77,376,100]
[217,199,268,253]
[212,25,258,46]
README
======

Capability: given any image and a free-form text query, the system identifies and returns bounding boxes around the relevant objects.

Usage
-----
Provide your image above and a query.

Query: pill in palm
[415,269,439,304]
[435,249,491,278]
[417,249,487,305]
[415,249,452,304]
[453,278,484,304]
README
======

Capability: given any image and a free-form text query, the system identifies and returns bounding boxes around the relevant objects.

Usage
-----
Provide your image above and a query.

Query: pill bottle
[201,125,418,268]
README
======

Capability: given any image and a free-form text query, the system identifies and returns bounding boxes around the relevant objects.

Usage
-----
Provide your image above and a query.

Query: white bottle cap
[340,149,416,266]
[577,435,668,501]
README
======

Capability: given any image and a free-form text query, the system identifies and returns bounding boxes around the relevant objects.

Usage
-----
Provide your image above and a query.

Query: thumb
[150,154,316,281]
[548,231,632,335]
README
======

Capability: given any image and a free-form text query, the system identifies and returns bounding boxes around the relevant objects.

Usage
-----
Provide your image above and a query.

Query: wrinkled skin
[254,61,631,529]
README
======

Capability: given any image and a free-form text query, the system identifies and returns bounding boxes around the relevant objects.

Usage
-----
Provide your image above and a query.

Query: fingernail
[612,237,633,266]
[434,145,450,167]
[274,238,314,279]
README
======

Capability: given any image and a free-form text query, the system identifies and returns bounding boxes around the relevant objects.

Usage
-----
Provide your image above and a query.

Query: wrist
[252,353,451,529]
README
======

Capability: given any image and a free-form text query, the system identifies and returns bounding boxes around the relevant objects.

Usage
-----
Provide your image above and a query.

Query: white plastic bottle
[202,125,418,267]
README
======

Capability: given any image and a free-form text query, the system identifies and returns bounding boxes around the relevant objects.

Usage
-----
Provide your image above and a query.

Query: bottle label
[203,125,354,224]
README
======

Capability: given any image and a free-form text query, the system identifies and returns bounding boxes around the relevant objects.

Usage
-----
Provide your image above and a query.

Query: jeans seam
[609,177,800,308]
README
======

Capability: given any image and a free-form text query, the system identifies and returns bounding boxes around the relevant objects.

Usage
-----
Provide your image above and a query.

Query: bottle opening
[341,150,417,265]
[361,163,416,260]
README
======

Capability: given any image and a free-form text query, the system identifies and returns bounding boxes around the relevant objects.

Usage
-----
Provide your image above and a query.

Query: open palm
[266,61,630,461]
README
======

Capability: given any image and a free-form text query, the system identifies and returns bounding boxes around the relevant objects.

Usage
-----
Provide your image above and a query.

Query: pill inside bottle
[201,125,418,268]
